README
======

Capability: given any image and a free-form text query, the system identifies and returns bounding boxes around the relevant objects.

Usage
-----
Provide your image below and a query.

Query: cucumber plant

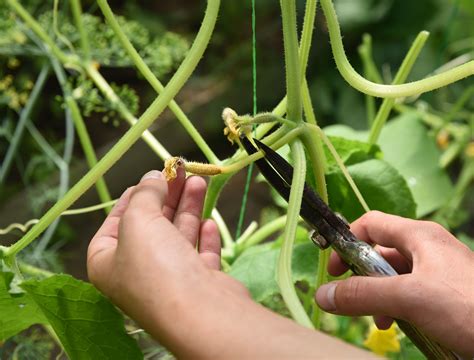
[0,0,473,358]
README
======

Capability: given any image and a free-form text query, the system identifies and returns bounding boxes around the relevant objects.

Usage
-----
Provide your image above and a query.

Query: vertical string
[235,0,257,240]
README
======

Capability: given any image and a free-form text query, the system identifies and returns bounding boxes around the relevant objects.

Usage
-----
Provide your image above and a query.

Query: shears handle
[328,233,459,359]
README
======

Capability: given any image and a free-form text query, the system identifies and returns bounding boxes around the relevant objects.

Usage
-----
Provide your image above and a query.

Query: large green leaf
[327,159,417,222]
[229,241,319,302]
[0,270,47,341]
[325,113,453,218]
[21,274,142,360]
[378,113,453,217]
[323,136,381,170]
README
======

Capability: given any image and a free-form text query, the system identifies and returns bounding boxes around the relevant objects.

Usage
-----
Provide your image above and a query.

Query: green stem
[313,248,330,327]
[19,262,54,278]
[439,142,463,169]
[439,159,474,215]
[203,172,232,221]
[4,0,221,259]
[97,0,219,165]
[358,34,380,126]
[277,139,313,328]
[445,85,474,123]
[50,57,112,212]
[0,65,49,183]
[270,0,318,119]
[301,81,327,200]
[71,0,91,60]
[301,77,330,330]
[254,0,317,139]
[308,124,370,212]
[358,34,383,83]
[368,31,430,144]
[211,209,233,250]
[7,0,76,66]
[320,0,473,98]
[86,65,171,160]
[280,0,303,123]
[12,0,171,161]
[223,127,303,173]
[67,99,113,209]
[53,0,75,53]
[236,215,288,253]
[299,0,318,80]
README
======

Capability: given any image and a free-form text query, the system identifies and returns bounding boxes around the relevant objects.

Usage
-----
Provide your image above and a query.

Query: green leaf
[378,113,453,217]
[327,159,417,222]
[21,274,142,360]
[324,124,368,141]
[0,269,48,341]
[229,241,319,302]
[323,136,381,170]
[325,114,454,218]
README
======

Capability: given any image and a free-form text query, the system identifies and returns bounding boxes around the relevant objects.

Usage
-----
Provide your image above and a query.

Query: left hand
[87,168,248,351]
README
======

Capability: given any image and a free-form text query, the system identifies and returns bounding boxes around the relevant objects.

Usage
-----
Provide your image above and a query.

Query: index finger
[350,211,421,261]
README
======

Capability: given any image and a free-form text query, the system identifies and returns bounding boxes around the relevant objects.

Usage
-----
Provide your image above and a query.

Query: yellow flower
[364,323,401,356]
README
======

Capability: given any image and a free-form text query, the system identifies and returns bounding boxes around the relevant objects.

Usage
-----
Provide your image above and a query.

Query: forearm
[144,280,381,359]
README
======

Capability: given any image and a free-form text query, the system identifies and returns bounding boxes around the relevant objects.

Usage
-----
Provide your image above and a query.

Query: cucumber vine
[0,0,472,358]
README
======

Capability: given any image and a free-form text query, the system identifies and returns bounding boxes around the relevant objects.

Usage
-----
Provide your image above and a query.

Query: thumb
[315,276,408,319]
[126,170,169,216]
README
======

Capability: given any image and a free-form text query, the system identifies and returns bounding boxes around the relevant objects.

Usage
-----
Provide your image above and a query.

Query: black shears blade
[240,137,351,244]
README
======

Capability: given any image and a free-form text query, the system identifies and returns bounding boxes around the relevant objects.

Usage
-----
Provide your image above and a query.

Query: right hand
[315,211,474,358]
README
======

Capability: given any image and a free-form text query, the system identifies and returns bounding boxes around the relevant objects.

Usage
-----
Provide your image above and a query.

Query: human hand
[315,211,474,357]
[87,169,381,359]
[87,168,249,355]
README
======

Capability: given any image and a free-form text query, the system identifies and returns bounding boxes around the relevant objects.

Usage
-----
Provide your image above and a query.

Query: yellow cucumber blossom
[363,323,401,356]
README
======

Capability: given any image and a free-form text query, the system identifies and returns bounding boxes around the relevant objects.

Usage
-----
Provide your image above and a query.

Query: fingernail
[315,282,337,311]
[140,170,163,182]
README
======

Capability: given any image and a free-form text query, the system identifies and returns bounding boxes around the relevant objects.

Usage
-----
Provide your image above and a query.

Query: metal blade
[252,138,352,238]
[240,137,337,243]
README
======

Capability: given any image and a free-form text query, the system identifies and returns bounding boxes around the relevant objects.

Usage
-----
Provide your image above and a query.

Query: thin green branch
[445,85,474,123]
[86,65,171,160]
[223,127,303,173]
[320,0,473,98]
[358,34,383,83]
[301,70,330,330]
[71,0,91,60]
[368,31,430,144]
[268,0,318,122]
[10,0,171,161]
[277,139,314,328]
[301,80,327,201]
[7,0,76,66]
[299,0,318,79]
[308,124,370,212]
[4,0,221,258]
[53,0,75,53]
[433,158,474,227]
[32,106,74,256]
[49,57,112,212]
[236,215,288,253]
[358,34,379,126]
[96,0,219,164]
[280,0,303,122]
[0,65,49,183]
[211,209,233,250]
[313,248,330,327]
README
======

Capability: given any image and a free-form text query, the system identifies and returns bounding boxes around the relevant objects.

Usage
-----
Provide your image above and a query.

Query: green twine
[235,0,257,240]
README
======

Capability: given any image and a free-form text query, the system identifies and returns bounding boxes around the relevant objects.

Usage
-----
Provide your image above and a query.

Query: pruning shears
[241,136,458,360]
